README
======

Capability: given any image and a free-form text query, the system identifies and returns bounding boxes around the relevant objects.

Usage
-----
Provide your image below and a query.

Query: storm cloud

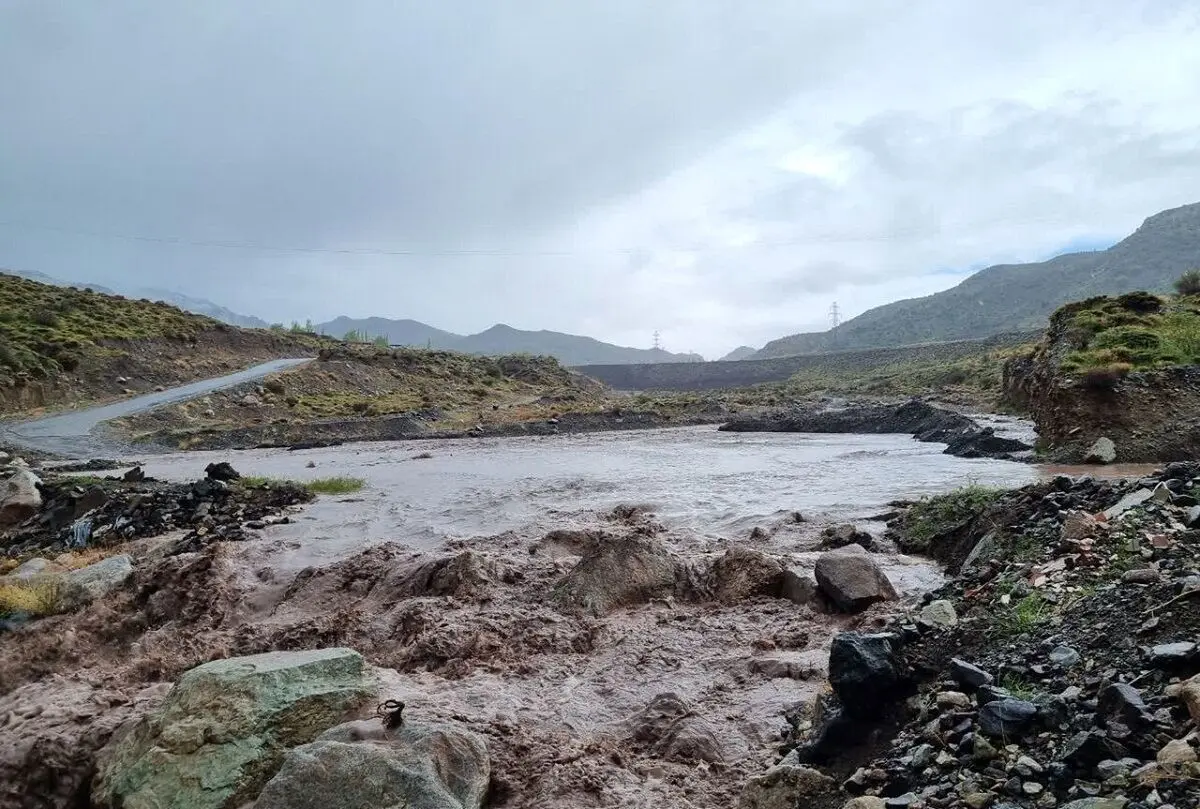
[3,1,1200,356]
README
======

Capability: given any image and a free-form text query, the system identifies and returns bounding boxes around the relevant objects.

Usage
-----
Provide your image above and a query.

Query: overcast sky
[3,1,1200,357]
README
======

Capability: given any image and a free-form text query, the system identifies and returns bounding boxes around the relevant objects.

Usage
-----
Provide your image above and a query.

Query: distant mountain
[455,324,703,365]
[2,267,118,296]
[718,346,758,361]
[136,287,270,329]
[314,316,704,365]
[315,316,460,347]
[755,201,1200,359]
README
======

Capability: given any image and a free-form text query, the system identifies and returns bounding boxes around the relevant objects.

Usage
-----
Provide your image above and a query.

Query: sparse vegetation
[0,578,61,617]
[1055,291,1200,375]
[0,272,219,378]
[305,476,366,495]
[1174,268,1200,296]
[997,592,1053,636]
[896,484,1005,553]
[239,475,365,495]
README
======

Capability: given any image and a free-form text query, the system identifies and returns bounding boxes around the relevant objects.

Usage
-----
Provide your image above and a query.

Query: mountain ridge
[754,200,1200,358]
[315,316,704,365]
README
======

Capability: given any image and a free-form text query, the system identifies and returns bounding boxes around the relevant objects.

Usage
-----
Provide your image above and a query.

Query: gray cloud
[2,1,1200,356]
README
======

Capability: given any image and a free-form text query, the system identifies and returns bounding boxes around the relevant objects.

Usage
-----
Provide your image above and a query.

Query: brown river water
[104,425,1153,807]
[134,425,1057,569]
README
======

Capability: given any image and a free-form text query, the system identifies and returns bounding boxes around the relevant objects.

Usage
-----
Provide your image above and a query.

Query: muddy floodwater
[29,424,1157,807]
[135,425,1042,569]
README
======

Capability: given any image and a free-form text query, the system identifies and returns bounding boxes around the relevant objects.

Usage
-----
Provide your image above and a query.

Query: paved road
[3,357,312,457]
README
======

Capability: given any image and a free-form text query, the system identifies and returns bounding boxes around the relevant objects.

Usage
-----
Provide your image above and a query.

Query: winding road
[3,357,312,457]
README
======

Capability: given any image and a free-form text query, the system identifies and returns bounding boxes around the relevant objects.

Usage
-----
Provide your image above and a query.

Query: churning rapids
[18,424,1077,808]
[134,425,1040,571]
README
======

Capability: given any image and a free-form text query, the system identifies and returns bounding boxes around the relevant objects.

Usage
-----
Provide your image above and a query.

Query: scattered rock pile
[720,399,1033,461]
[1,462,312,559]
[783,462,1200,809]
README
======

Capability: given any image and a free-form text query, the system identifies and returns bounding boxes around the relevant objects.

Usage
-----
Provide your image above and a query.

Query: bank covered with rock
[767,461,1200,809]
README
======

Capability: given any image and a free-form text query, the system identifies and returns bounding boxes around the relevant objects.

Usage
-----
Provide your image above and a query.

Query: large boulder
[828,632,911,718]
[58,554,134,611]
[254,721,490,809]
[0,468,42,526]
[553,535,678,615]
[813,545,897,612]
[739,753,834,809]
[709,546,784,602]
[92,648,377,809]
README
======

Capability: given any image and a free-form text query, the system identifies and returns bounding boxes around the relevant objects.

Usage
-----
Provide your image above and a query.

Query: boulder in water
[553,535,678,615]
[92,648,377,809]
[709,546,785,602]
[813,545,897,612]
[254,721,490,809]
[204,461,241,482]
[58,554,133,611]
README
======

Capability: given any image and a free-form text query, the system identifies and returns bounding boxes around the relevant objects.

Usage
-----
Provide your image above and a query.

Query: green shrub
[1174,269,1200,296]
[900,484,1005,553]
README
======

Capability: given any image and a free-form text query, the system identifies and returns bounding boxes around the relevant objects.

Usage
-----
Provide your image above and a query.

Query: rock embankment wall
[576,332,1038,391]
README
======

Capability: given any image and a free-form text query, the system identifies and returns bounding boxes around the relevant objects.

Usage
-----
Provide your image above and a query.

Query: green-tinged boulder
[58,554,134,610]
[255,720,490,809]
[92,648,377,809]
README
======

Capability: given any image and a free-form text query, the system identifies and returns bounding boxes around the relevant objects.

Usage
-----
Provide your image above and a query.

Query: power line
[0,210,1096,259]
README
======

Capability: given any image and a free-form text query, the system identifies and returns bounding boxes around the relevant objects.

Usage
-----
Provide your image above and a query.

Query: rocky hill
[757,200,1200,358]
[1004,289,1200,462]
[1,267,268,329]
[316,316,704,365]
[0,273,320,415]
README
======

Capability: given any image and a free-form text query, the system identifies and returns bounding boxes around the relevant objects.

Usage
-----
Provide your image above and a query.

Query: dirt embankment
[1005,291,1200,463]
[108,345,726,451]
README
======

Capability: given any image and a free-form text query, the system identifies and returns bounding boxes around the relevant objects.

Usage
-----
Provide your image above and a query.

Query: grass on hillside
[1055,291,1200,379]
[240,475,366,495]
[0,273,221,378]
[250,347,603,422]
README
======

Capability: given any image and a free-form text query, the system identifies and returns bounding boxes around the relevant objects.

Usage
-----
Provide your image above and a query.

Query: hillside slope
[757,200,1200,358]
[1,267,269,329]
[0,273,319,415]
[316,316,704,365]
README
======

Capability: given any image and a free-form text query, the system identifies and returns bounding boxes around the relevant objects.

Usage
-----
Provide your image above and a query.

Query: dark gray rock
[978,699,1038,738]
[1098,683,1152,730]
[950,659,995,691]
[1059,731,1127,771]
[828,632,911,718]
[1148,641,1199,667]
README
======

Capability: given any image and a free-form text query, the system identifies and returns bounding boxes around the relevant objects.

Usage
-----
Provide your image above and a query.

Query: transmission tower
[829,301,840,330]
[653,330,662,350]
